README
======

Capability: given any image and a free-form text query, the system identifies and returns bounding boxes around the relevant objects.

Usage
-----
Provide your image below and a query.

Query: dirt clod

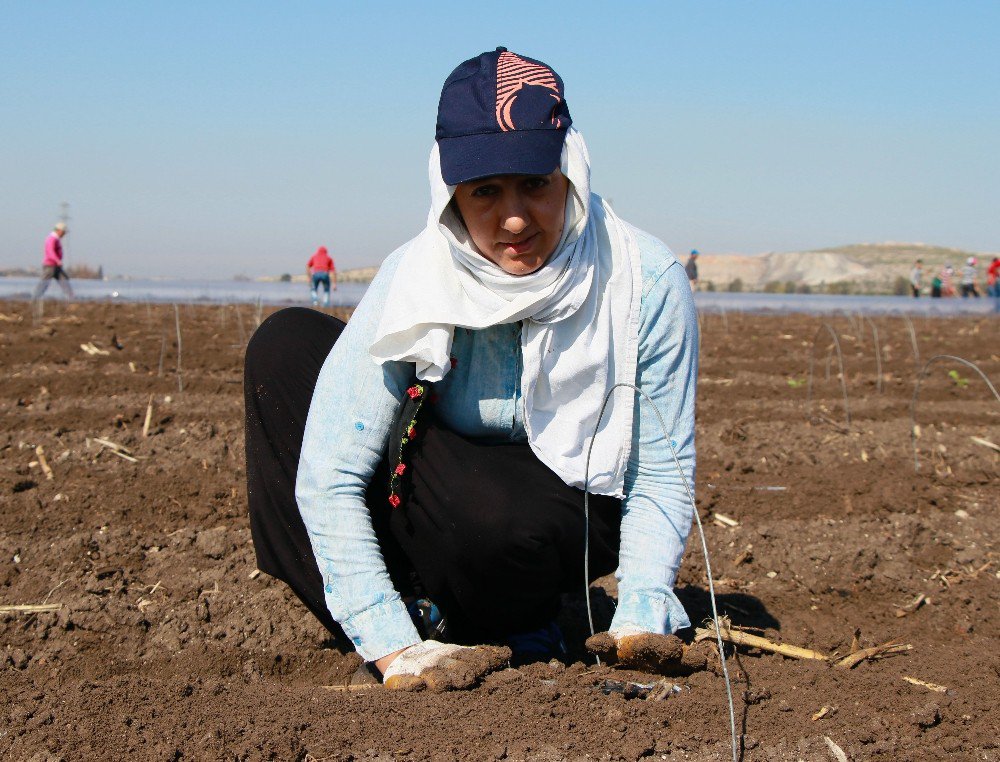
[911,702,942,729]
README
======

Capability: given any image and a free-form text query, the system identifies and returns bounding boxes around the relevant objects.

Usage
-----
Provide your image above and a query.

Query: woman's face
[452,169,569,276]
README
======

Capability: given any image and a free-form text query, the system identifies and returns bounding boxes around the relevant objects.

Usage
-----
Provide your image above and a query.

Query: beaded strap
[387,383,428,508]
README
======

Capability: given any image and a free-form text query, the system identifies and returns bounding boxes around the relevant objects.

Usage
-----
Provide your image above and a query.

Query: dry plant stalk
[895,593,927,618]
[834,641,912,669]
[80,342,110,356]
[696,620,913,670]
[142,394,154,437]
[91,437,139,463]
[970,436,1000,453]
[812,705,833,721]
[0,603,62,614]
[35,445,54,480]
[902,676,948,693]
[694,620,828,662]
[824,735,849,762]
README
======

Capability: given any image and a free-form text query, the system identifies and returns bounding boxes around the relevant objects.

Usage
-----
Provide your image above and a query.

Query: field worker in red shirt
[32,222,75,300]
[307,246,337,306]
[987,257,1000,298]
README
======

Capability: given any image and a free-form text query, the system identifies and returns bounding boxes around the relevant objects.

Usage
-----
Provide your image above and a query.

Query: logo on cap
[495,51,563,132]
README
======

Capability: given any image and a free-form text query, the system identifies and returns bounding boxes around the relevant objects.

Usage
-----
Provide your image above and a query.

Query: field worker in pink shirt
[306,246,337,306]
[33,222,75,300]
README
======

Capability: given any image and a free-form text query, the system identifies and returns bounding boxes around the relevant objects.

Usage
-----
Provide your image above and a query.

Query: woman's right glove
[585,627,710,675]
[381,640,511,692]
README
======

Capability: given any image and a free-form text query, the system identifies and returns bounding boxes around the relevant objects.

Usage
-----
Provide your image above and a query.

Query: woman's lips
[501,233,538,256]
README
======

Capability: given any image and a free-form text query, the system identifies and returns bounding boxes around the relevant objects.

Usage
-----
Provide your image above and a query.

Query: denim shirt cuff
[339,597,422,663]
[610,588,691,635]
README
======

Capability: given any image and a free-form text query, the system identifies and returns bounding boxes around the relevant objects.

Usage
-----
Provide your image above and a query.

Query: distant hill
[337,266,380,284]
[258,243,996,294]
[696,242,996,294]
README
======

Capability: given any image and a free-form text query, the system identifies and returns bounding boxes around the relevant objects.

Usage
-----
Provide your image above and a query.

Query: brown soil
[1,300,997,761]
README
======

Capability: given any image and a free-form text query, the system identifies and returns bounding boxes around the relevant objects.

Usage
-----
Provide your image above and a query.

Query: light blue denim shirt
[296,226,698,662]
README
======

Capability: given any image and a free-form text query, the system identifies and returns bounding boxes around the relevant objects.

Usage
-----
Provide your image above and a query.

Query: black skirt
[244,307,621,644]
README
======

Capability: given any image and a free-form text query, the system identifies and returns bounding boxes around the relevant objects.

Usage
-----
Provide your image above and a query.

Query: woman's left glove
[381,640,511,692]
[585,627,709,675]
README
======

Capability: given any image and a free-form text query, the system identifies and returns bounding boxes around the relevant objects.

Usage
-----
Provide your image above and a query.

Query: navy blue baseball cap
[436,47,572,185]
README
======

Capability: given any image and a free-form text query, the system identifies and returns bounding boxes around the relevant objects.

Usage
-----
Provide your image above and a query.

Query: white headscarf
[370,128,642,497]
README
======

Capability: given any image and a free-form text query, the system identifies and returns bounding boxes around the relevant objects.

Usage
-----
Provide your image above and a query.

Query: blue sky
[2,1,997,278]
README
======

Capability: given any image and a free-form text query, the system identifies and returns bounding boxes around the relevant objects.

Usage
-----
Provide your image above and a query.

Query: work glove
[585,627,709,675]
[381,640,511,692]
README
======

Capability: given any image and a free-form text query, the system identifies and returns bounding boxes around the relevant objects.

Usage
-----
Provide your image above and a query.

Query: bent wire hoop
[910,354,1000,472]
[582,382,739,762]
[862,316,883,394]
[807,323,851,427]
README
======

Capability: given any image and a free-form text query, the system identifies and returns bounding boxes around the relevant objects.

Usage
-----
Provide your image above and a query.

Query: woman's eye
[470,185,498,197]
[523,177,548,191]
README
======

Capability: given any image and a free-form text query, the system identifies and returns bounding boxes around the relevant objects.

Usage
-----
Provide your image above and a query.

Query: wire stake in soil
[157,330,167,377]
[173,303,184,393]
[807,323,851,427]
[584,383,739,762]
[234,305,247,347]
[863,316,883,393]
[910,354,1000,472]
[902,314,919,368]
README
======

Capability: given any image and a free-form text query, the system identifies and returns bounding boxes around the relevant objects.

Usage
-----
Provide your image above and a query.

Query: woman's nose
[502,215,528,235]
[500,196,529,235]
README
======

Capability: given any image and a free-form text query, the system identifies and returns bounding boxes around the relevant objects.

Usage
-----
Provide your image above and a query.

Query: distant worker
[940,264,956,297]
[987,257,1000,298]
[307,246,337,307]
[930,273,942,298]
[684,249,699,290]
[32,222,74,301]
[909,259,923,298]
[959,257,980,298]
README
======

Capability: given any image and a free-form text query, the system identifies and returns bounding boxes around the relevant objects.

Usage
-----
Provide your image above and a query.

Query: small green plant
[787,377,806,388]
[948,369,969,388]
